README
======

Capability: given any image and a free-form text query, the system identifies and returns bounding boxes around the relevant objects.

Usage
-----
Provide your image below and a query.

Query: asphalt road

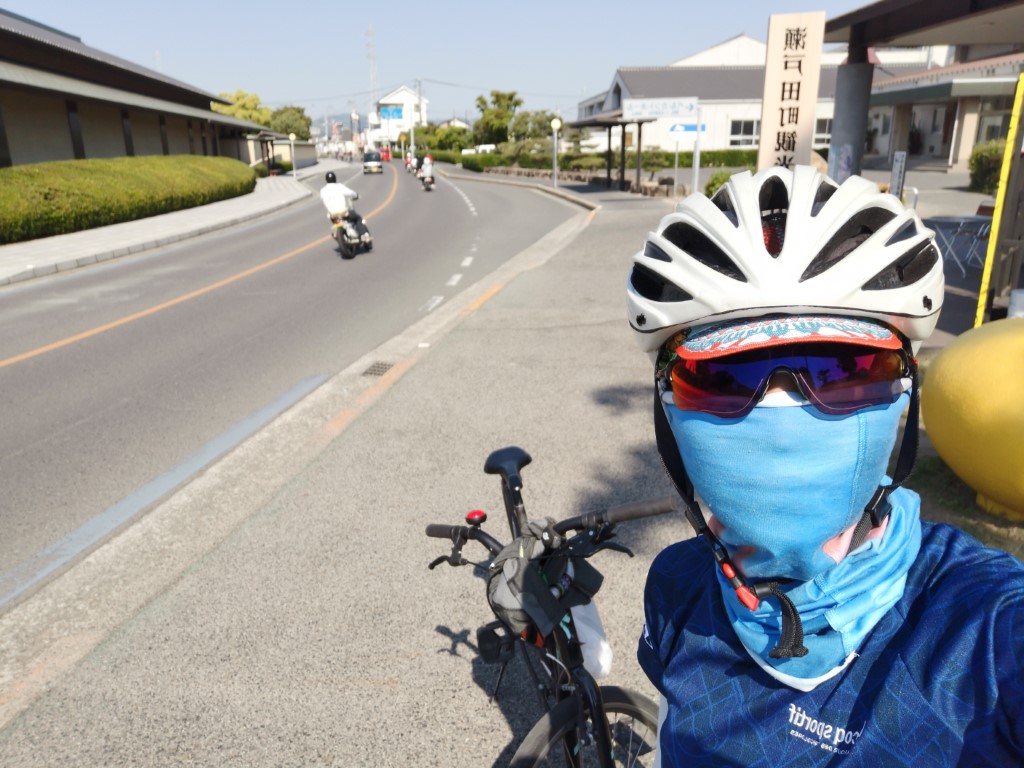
[0,161,576,597]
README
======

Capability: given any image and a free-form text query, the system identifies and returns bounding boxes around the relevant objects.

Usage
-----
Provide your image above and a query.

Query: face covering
[664,393,909,583]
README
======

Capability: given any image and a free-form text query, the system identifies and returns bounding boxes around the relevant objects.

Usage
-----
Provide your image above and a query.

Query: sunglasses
[668,342,911,418]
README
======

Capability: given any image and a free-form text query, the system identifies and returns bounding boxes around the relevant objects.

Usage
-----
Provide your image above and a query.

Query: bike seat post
[484,447,532,538]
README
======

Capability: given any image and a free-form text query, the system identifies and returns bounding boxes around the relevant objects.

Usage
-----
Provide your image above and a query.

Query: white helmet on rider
[626,165,944,360]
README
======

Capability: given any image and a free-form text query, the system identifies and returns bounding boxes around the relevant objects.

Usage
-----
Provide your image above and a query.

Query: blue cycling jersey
[638,521,1024,767]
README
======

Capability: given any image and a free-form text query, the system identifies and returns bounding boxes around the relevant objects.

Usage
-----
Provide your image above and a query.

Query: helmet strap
[848,357,920,551]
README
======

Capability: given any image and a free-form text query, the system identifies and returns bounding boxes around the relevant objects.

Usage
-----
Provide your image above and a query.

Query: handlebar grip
[425,523,460,539]
[603,495,678,524]
[553,495,677,534]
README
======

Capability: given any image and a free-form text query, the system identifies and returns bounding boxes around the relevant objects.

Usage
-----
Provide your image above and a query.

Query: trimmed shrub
[0,155,256,244]
[968,140,1006,194]
[704,167,755,197]
[460,153,512,172]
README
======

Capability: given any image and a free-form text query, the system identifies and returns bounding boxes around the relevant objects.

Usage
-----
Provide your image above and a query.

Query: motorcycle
[421,172,435,191]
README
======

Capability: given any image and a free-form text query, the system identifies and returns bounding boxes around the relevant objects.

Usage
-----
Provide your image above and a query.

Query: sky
[5,0,870,127]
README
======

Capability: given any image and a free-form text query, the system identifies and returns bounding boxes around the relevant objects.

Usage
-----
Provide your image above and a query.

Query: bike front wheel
[509,685,658,768]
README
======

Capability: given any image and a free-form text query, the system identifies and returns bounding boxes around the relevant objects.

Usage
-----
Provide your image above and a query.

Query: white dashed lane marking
[446,274,463,287]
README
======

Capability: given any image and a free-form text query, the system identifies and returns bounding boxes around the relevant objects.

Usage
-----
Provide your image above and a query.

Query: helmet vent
[800,207,898,281]
[629,263,693,302]
[810,180,838,216]
[885,219,918,246]
[643,240,672,262]
[759,175,790,212]
[710,186,740,227]
[662,223,747,282]
[862,242,940,290]
[759,177,790,257]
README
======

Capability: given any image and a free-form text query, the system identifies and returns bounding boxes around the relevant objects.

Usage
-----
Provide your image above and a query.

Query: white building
[366,85,428,149]
[574,35,946,154]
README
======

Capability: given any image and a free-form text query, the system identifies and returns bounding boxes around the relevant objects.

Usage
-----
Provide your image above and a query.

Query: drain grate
[362,361,394,377]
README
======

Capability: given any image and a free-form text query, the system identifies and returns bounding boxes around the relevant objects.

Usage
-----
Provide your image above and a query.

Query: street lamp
[550,117,562,188]
[288,133,297,177]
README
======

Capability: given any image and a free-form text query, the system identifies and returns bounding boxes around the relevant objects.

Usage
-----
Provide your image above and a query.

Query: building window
[814,118,832,147]
[729,120,759,146]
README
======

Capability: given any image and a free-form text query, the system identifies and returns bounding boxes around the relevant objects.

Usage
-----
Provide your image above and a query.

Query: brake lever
[566,525,634,559]
[428,550,469,570]
[595,541,634,558]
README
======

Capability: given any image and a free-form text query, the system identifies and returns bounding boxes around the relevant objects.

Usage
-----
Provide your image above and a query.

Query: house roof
[0,8,225,108]
[570,60,928,129]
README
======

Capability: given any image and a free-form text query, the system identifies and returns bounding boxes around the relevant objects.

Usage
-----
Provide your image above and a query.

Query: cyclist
[627,165,1024,766]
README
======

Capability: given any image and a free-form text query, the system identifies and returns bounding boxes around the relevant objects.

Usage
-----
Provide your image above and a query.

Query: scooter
[329,194,373,258]
[421,172,435,191]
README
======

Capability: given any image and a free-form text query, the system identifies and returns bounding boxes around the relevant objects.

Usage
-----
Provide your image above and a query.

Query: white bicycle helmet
[627,165,944,358]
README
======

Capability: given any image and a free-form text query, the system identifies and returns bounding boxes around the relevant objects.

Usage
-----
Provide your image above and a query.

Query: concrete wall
[129,110,163,156]
[0,83,259,167]
[79,101,126,158]
[165,115,191,155]
[0,89,74,164]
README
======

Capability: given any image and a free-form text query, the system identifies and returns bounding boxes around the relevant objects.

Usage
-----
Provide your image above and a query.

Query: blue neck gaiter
[665,394,909,583]
[718,488,921,682]
[664,394,920,682]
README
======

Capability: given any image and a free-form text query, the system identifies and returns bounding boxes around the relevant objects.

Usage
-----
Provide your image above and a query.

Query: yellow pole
[974,73,1024,327]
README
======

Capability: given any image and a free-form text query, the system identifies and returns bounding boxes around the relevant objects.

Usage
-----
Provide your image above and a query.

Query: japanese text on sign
[757,12,825,171]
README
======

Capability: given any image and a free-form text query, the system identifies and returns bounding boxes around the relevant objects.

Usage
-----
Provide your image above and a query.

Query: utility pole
[411,79,421,153]
[366,25,377,145]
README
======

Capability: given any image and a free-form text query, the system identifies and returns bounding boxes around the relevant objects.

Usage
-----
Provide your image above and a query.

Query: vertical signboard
[889,150,907,201]
[757,12,825,171]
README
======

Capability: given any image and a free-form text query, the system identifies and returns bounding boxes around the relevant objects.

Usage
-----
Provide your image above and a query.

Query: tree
[211,90,272,126]
[435,125,472,152]
[473,90,523,146]
[270,106,312,140]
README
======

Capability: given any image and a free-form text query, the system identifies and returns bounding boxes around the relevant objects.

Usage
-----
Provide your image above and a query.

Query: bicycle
[425,446,676,767]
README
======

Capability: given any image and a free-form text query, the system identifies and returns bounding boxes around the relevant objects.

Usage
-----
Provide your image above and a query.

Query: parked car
[362,151,383,174]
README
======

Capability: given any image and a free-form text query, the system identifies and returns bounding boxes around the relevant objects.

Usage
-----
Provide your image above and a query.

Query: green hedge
[968,140,1006,194]
[456,148,764,174]
[0,155,257,244]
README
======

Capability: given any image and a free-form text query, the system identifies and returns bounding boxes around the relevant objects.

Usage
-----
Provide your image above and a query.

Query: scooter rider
[319,171,370,242]
[420,155,435,188]
[629,165,1024,766]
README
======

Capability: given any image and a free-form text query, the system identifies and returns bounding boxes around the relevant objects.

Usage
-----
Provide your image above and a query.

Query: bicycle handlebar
[425,523,503,556]
[553,495,677,535]
[425,495,677,560]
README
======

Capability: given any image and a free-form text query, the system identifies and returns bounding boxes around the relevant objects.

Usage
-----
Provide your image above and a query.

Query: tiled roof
[0,9,221,102]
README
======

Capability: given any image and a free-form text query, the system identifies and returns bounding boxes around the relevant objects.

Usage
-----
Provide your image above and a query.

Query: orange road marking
[0,237,332,370]
[0,174,401,372]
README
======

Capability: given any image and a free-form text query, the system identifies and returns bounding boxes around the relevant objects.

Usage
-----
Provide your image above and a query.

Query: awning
[566,109,656,130]
[871,77,1020,106]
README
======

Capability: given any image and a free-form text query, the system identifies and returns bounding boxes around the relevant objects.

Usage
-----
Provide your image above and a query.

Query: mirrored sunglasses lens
[671,345,906,416]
